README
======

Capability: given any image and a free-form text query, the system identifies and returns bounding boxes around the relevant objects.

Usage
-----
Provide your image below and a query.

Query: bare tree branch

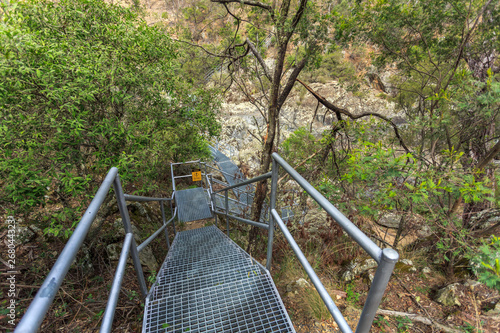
[246,38,272,81]
[376,309,461,333]
[277,56,308,109]
[296,79,411,153]
[247,129,263,144]
[211,0,272,11]
[277,148,324,183]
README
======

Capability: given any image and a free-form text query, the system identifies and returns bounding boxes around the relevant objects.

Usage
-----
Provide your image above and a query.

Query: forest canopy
[0,0,220,221]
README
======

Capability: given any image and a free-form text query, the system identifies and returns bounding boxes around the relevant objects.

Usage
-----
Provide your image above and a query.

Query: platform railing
[269,153,399,333]
[213,153,399,333]
[212,172,272,234]
[15,168,176,333]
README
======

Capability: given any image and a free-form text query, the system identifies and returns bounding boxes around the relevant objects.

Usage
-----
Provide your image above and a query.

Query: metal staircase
[143,225,295,333]
[16,149,398,333]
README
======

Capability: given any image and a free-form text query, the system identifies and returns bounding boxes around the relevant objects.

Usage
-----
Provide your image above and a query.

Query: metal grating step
[165,240,239,259]
[175,187,213,222]
[148,264,262,301]
[171,225,228,242]
[143,273,295,333]
[160,245,245,269]
[156,258,256,285]
[168,234,232,253]
[157,252,252,279]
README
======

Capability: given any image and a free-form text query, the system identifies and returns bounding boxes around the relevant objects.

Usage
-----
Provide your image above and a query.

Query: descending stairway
[209,145,293,222]
[209,145,255,206]
[175,187,213,222]
[142,226,295,333]
[16,151,397,333]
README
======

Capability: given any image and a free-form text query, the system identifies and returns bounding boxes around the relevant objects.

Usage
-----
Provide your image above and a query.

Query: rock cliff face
[215,80,400,173]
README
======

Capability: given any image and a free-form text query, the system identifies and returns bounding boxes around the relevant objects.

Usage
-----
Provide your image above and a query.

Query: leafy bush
[281,128,320,173]
[0,0,220,225]
[471,235,500,292]
[300,50,357,86]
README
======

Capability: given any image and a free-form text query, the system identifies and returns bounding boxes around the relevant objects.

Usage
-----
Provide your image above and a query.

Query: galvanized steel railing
[211,172,272,233]
[15,168,176,333]
[18,153,398,333]
[213,153,399,333]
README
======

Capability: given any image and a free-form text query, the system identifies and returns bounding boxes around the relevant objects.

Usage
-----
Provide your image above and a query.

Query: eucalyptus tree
[207,0,328,246]
[320,0,500,274]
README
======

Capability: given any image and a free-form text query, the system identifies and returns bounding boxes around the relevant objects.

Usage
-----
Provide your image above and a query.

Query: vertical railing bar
[171,192,176,235]
[170,163,176,192]
[204,163,208,189]
[198,160,203,188]
[225,189,229,237]
[267,158,278,270]
[355,248,399,333]
[100,232,133,333]
[113,175,148,299]
[211,176,218,227]
[160,201,170,250]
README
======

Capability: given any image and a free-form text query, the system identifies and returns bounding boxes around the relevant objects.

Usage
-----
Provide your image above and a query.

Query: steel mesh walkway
[209,145,254,205]
[175,187,213,222]
[209,145,294,223]
[142,225,295,333]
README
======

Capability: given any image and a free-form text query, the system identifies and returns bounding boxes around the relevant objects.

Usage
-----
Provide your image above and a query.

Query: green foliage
[341,0,500,169]
[396,316,412,332]
[323,126,496,266]
[0,0,220,231]
[471,235,500,292]
[373,315,390,330]
[300,50,358,85]
[345,282,360,304]
[281,128,320,172]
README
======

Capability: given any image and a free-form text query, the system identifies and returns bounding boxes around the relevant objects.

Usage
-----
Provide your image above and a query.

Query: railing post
[113,175,148,299]
[100,232,133,333]
[355,248,399,333]
[211,175,218,227]
[225,189,229,237]
[170,196,176,235]
[198,160,203,187]
[160,201,170,250]
[170,163,176,192]
[267,158,278,271]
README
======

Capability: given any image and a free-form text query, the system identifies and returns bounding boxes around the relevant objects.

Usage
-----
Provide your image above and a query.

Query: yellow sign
[192,171,202,182]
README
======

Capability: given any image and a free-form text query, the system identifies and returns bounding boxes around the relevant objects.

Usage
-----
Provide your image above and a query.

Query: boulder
[342,259,378,281]
[435,283,461,307]
[285,277,311,298]
[378,212,403,229]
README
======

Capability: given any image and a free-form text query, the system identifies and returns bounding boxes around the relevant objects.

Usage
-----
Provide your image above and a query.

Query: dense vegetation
[1,0,500,331]
[0,0,220,235]
[190,0,500,277]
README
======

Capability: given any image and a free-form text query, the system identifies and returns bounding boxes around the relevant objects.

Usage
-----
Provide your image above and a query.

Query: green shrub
[0,0,220,230]
[471,235,500,292]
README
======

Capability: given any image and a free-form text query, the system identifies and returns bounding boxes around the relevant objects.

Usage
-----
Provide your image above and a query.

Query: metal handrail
[137,207,177,252]
[170,160,210,191]
[100,232,133,332]
[268,153,399,333]
[124,194,171,202]
[210,171,273,235]
[15,168,175,333]
[213,172,271,194]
